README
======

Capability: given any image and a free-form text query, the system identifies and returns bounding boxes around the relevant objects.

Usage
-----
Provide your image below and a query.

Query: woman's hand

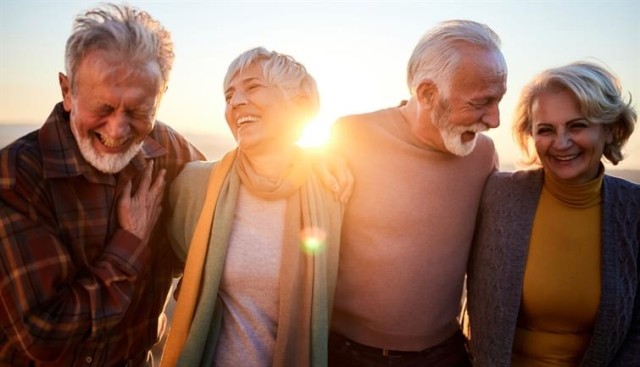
[310,150,354,203]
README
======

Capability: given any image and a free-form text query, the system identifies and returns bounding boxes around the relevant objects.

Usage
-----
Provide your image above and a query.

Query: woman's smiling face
[532,88,612,185]
[224,62,303,156]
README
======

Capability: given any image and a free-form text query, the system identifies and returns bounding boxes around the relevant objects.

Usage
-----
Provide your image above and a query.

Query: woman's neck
[244,145,298,178]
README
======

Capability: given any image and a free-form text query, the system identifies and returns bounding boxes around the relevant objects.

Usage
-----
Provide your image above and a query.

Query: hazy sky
[1,1,639,169]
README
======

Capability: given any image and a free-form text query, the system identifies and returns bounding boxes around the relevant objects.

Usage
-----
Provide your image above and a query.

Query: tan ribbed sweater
[330,106,498,351]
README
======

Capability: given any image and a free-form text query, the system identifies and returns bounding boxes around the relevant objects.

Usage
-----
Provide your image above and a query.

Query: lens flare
[296,117,332,148]
[300,226,327,253]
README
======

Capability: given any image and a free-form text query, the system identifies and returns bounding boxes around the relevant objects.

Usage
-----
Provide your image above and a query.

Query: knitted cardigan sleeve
[605,176,640,366]
[468,172,640,366]
[467,169,542,366]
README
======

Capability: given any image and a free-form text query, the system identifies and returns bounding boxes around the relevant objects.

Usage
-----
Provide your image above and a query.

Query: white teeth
[554,154,578,161]
[96,132,129,149]
[237,116,258,126]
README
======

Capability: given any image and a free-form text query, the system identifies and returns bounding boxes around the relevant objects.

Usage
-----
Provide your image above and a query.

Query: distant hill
[0,124,39,148]
[0,123,236,160]
[2,123,638,184]
[608,169,640,184]
[501,162,640,184]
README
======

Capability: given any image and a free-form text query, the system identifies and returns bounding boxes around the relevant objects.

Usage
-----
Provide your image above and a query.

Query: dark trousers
[328,330,472,367]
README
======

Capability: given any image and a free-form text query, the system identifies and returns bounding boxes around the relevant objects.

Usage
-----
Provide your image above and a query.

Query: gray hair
[407,19,505,97]
[64,3,174,90]
[223,47,320,118]
[513,61,636,165]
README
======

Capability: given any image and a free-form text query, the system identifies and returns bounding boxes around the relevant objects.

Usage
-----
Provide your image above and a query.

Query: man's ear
[416,80,438,110]
[59,72,72,112]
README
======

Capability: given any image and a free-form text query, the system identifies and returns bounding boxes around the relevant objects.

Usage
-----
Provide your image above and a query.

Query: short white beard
[433,102,486,157]
[71,123,142,174]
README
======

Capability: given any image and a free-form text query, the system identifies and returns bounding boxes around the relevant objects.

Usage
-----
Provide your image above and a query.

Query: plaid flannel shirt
[0,103,204,366]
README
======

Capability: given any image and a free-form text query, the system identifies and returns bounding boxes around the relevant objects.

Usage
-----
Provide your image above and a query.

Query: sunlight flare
[297,117,332,148]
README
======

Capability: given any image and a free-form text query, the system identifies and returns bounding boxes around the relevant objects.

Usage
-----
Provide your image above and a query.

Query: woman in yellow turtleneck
[467,61,639,366]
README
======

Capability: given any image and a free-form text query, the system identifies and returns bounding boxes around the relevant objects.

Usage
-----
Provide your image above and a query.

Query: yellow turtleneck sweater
[512,169,603,366]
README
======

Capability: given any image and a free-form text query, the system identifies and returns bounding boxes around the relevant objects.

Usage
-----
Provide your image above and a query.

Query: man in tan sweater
[328,20,507,366]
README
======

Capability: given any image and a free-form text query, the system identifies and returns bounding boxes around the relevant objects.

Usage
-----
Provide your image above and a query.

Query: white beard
[433,104,486,157]
[71,123,142,174]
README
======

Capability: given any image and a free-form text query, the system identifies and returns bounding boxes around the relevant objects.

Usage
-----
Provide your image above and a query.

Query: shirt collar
[39,103,168,184]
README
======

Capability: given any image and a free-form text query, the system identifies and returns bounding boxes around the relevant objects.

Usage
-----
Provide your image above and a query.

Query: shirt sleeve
[0,152,149,362]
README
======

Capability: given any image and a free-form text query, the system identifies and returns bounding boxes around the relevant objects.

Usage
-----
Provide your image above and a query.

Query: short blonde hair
[513,61,636,166]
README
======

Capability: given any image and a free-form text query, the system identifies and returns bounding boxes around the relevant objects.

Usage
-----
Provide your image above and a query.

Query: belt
[330,332,426,357]
[330,329,466,358]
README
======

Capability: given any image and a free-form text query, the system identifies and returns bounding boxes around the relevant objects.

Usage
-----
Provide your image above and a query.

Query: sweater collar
[543,164,604,208]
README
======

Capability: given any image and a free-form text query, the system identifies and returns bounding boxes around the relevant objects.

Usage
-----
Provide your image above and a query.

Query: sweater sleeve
[167,161,217,262]
[604,176,640,366]
[611,283,640,366]
[607,178,640,366]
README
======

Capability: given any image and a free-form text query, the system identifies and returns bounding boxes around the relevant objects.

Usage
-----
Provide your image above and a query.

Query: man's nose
[104,111,131,138]
[482,103,500,129]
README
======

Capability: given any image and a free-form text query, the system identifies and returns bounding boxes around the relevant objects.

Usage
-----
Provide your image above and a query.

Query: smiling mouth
[95,132,131,150]
[553,154,579,162]
[237,115,259,126]
[461,131,477,142]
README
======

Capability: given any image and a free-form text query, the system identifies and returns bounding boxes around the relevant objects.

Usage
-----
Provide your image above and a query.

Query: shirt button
[85,356,93,364]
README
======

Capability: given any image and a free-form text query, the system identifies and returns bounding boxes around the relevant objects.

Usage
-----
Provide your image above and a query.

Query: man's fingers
[121,180,132,200]
[148,169,166,210]
[137,160,154,194]
[150,168,166,195]
[115,161,169,242]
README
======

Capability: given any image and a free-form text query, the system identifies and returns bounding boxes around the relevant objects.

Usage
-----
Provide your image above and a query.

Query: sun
[297,116,332,148]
